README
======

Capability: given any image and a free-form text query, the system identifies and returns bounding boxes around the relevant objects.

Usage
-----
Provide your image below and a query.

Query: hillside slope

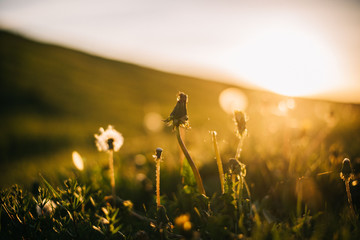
[0,30,244,185]
[0,31,232,155]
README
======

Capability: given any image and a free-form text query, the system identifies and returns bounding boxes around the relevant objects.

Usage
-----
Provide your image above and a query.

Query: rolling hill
[0,30,244,186]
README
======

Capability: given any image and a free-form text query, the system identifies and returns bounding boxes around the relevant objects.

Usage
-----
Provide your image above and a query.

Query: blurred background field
[1,30,360,220]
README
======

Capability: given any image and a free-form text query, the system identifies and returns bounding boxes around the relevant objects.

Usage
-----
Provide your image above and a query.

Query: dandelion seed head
[72,151,84,171]
[95,125,124,152]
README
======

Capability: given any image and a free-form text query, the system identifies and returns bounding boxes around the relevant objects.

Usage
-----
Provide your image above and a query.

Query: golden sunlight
[223,21,344,97]
[219,88,248,114]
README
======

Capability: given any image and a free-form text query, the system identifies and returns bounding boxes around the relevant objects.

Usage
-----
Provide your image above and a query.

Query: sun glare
[219,88,248,114]
[223,21,343,97]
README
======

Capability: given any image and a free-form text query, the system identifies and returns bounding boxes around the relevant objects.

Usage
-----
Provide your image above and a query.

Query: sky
[1,0,360,103]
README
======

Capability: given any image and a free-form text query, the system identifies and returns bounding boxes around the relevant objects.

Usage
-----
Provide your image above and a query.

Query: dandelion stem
[175,126,206,195]
[345,179,355,217]
[236,135,245,160]
[211,131,224,194]
[237,175,243,209]
[179,127,185,184]
[232,174,237,197]
[108,150,116,203]
[156,157,161,208]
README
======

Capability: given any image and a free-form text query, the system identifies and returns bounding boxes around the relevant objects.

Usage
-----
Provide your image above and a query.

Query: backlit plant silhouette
[153,147,163,208]
[340,158,356,217]
[164,92,206,196]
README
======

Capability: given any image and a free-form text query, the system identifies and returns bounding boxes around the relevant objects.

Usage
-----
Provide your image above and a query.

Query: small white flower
[72,151,84,171]
[94,125,124,152]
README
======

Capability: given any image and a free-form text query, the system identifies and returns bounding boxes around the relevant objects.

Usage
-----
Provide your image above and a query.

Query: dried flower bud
[164,92,189,129]
[340,158,354,181]
[234,111,247,137]
[155,147,163,159]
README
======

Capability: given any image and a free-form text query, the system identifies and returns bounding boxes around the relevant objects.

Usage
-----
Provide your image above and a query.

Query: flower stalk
[236,136,246,160]
[176,126,206,195]
[95,125,124,205]
[164,92,206,196]
[234,111,247,160]
[211,131,224,194]
[108,149,116,202]
[154,147,163,208]
[340,158,355,217]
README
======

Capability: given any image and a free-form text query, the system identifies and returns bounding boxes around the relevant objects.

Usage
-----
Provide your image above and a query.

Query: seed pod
[164,92,189,129]
[340,158,354,181]
[234,111,247,137]
[156,147,163,159]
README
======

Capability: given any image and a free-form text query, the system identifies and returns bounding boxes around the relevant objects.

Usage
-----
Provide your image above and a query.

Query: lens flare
[144,112,163,132]
[72,151,84,171]
[219,88,248,114]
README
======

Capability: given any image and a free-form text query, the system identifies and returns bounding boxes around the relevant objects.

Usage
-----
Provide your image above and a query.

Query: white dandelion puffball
[95,125,124,152]
[72,151,84,171]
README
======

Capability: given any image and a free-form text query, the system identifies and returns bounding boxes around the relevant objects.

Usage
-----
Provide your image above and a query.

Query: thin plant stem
[108,150,116,203]
[237,176,243,208]
[211,131,225,194]
[179,127,185,184]
[236,135,245,160]
[156,157,161,208]
[175,126,206,195]
[243,180,251,205]
[345,179,355,217]
[232,175,237,197]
